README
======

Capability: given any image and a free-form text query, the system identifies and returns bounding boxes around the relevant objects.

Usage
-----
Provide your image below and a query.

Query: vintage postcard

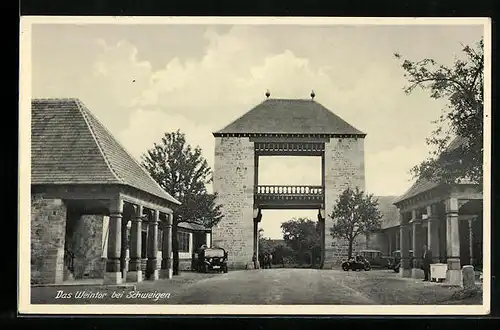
[18,16,491,315]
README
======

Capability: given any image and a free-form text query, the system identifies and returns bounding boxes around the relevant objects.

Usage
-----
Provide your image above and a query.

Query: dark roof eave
[212,132,367,138]
[124,185,182,207]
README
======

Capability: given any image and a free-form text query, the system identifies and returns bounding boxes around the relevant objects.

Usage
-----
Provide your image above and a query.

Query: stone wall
[31,194,67,284]
[212,136,255,269]
[324,137,366,266]
[67,214,105,279]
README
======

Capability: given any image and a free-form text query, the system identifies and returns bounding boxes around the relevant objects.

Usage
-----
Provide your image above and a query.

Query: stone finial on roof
[265,89,271,99]
[311,90,315,100]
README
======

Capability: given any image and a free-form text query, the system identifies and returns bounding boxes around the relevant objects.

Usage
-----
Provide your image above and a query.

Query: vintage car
[390,249,414,273]
[193,245,228,273]
[341,255,371,271]
[358,249,391,269]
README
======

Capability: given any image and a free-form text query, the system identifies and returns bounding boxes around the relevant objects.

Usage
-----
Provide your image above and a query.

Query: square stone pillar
[146,209,160,281]
[445,197,461,285]
[104,198,123,285]
[127,205,143,282]
[160,213,173,279]
[426,204,440,264]
[399,212,411,278]
[410,210,424,279]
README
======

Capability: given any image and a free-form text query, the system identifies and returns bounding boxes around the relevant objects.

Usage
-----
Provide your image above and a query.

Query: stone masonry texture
[67,214,105,279]
[212,136,367,268]
[212,137,255,269]
[31,194,67,284]
[324,137,366,267]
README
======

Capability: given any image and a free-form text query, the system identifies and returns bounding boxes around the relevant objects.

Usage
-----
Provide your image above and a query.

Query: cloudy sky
[30,20,483,238]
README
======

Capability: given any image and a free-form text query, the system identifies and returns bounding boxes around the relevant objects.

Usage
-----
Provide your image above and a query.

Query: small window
[177,231,190,253]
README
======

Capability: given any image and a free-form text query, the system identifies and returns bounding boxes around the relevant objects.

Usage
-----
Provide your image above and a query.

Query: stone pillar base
[399,268,411,278]
[245,262,255,270]
[126,270,143,283]
[254,261,260,269]
[160,268,173,279]
[447,269,462,286]
[411,268,424,279]
[104,272,123,285]
[148,269,159,281]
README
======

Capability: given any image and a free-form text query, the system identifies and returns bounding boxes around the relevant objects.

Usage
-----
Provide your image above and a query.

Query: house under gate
[211,94,367,269]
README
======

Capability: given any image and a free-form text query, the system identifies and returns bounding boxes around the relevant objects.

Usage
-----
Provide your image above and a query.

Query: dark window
[177,231,190,253]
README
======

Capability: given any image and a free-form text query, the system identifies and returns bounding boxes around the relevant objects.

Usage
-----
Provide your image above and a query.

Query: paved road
[167,268,481,305]
[30,268,481,305]
[168,268,389,304]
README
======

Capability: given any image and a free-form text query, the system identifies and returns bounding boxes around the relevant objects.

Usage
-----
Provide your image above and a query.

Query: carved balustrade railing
[255,185,324,197]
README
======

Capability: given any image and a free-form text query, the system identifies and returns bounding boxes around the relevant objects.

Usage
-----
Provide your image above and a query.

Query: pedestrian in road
[422,244,433,281]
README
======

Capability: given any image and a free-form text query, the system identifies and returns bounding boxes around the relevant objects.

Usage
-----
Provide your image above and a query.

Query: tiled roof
[393,136,469,205]
[214,98,365,135]
[31,98,181,205]
[393,179,441,205]
[375,196,400,229]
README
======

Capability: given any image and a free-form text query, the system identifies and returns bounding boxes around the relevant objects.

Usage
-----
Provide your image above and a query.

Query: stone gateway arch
[212,97,366,269]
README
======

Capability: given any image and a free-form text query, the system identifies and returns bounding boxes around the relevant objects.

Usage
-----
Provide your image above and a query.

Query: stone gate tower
[212,95,366,269]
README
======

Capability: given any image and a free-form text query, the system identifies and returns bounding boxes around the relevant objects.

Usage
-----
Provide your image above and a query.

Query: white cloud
[118,108,216,165]
[365,145,431,196]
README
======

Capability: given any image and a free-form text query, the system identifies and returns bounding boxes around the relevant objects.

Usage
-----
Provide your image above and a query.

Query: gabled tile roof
[393,136,471,205]
[31,98,181,205]
[374,196,400,229]
[393,179,441,205]
[214,98,365,136]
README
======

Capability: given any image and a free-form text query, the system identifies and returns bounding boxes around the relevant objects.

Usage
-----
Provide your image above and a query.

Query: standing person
[422,244,433,281]
[268,253,273,269]
[252,252,258,270]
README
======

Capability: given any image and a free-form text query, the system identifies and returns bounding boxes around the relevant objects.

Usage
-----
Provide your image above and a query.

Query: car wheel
[364,264,371,271]
[393,266,399,273]
[342,263,349,271]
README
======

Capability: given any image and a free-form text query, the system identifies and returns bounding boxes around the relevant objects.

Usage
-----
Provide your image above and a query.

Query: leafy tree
[329,187,382,259]
[142,130,223,275]
[281,217,321,265]
[394,38,484,186]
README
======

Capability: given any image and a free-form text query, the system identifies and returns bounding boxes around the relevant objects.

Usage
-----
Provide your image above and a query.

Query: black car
[342,256,371,271]
[359,249,392,269]
[193,246,228,273]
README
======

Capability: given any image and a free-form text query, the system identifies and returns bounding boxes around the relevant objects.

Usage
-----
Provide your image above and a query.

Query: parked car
[193,245,228,273]
[358,249,391,269]
[342,255,371,271]
[390,249,414,273]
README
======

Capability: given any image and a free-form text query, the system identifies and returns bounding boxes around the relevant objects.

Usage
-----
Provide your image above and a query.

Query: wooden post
[468,218,474,267]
